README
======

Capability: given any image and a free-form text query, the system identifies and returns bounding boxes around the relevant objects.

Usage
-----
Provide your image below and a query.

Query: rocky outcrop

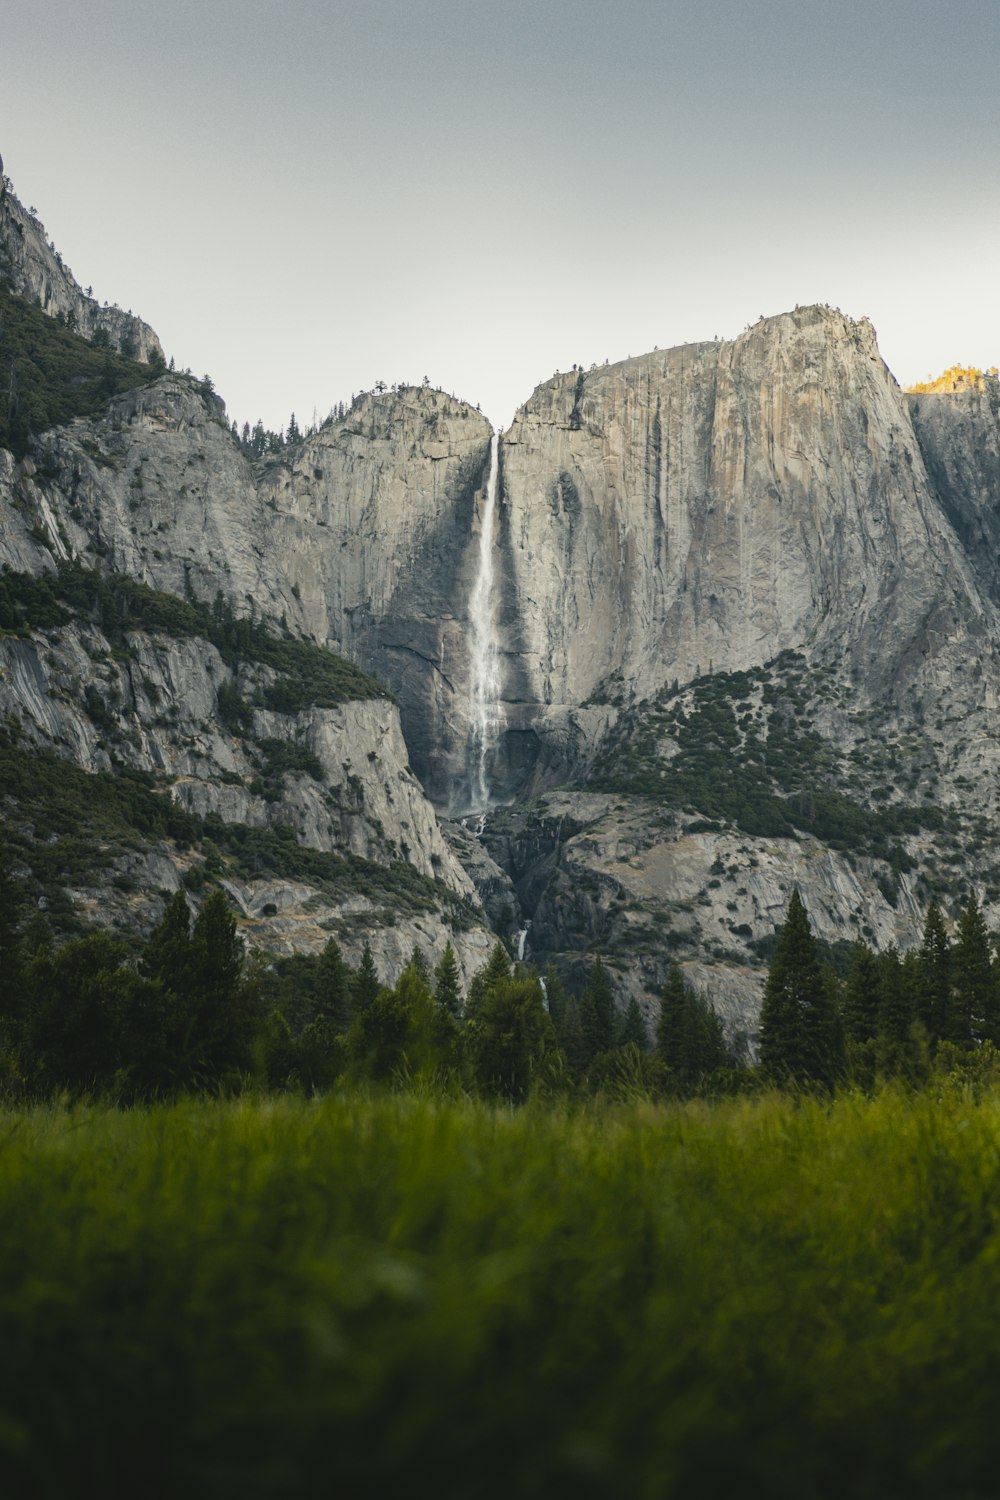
[19,302,999,826]
[6,376,497,810]
[0,167,162,363]
[497,308,990,739]
[0,603,495,982]
[258,389,494,807]
[5,152,1000,1030]
[472,784,943,1048]
[908,382,1000,606]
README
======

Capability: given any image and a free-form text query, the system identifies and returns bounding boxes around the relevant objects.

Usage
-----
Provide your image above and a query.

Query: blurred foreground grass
[3,1087,1000,1497]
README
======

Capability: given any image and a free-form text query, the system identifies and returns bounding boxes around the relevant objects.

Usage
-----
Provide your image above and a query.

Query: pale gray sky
[3,0,998,432]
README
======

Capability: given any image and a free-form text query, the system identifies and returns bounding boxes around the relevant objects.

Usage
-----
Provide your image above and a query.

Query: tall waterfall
[467,430,501,811]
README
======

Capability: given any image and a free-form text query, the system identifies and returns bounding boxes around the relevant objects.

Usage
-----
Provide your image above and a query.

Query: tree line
[2,832,998,1103]
[0,833,729,1102]
[757,886,1000,1092]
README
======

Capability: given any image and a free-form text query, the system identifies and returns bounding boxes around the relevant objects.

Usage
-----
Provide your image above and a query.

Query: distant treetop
[906,364,999,395]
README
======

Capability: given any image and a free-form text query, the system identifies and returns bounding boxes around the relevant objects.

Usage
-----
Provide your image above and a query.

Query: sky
[3,0,999,434]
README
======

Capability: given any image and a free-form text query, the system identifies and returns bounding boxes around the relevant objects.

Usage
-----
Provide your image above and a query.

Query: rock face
[496,309,989,754]
[0,172,162,363]
[10,375,497,810]
[0,387,498,984]
[908,383,1000,606]
[258,391,494,808]
[5,153,1000,1031]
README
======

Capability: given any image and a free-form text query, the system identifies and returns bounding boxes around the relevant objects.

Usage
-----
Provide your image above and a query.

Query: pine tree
[465,941,512,1019]
[949,892,994,1045]
[315,938,351,1032]
[0,831,26,1026]
[843,941,879,1046]
[187,890,262,1081]
[758,889,840,1089]
[918,902,951,1042]
[556,996,588,1079]
[141,890,194,991]
[26,931,129,1092]
[656,965,727,1096]
[433,941,463,1018]
[875,947,915,1078]
[579,957,615,1061]
[353,943,381,1013]
[656,966,688,1069]
[470,976,562,1102]
[617,996,649,1051]
[348,963,444,1085]
[407,945,431,984]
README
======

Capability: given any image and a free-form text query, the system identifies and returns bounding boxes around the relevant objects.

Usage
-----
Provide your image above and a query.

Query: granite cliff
[2,157,1000,1034]
[494,308,989,771]
[0,165,162,364]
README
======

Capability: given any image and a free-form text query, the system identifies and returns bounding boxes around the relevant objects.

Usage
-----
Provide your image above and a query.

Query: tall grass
[3,1087,1000,1497]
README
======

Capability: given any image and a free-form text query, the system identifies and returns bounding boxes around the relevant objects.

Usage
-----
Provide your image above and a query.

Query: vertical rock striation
[258,388,495,805]
[499,307,987,731]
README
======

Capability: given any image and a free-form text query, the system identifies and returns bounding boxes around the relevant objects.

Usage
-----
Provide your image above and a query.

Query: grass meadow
[3,1086,1000,1497]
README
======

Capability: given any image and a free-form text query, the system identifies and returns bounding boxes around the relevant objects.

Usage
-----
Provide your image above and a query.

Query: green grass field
[3,1087,1000,1498]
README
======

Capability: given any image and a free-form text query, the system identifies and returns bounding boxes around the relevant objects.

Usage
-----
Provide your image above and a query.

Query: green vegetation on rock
[0,559,386,707]
[589,654,949,867]
[0,285,162,457]
[0,721,472,938]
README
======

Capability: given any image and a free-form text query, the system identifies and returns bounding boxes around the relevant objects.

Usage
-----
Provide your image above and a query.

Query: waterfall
[467,429,501,810]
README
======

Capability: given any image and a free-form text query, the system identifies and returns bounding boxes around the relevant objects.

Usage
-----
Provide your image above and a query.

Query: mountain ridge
[2,155,999,1035]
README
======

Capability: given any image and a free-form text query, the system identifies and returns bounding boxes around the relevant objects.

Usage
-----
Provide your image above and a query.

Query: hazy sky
[4,0,998,432]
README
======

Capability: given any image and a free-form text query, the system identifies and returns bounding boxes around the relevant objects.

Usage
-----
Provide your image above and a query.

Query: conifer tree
[656,965,689,1070]
[315,938,351,1032]
[617,996,649,1051]
[26,931,129,1092]
[347,961,446,1085]
[918,902,951,1042]
[187,890,262,1081]
[353,942,381,1013]
[875,947,915,1078]
[556,995,588,1079]
[579,957,615,1061]
[656,965,727,1096]
[470,975,562,1102]
[407,945,431,984]
[758,889,840,1089]
[0,832,26,1027]
[141,890,193,991]
[433,941,463,1018]
[465,941,512,1020]
[843,941,880,1046]
[949,892,995,1045]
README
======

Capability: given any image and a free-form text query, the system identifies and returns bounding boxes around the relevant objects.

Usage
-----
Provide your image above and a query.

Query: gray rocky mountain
[0,160,162,363]
[2,160,999,1034]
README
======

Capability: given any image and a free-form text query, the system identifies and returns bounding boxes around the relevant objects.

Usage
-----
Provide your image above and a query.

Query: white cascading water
[467,429,501,812]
